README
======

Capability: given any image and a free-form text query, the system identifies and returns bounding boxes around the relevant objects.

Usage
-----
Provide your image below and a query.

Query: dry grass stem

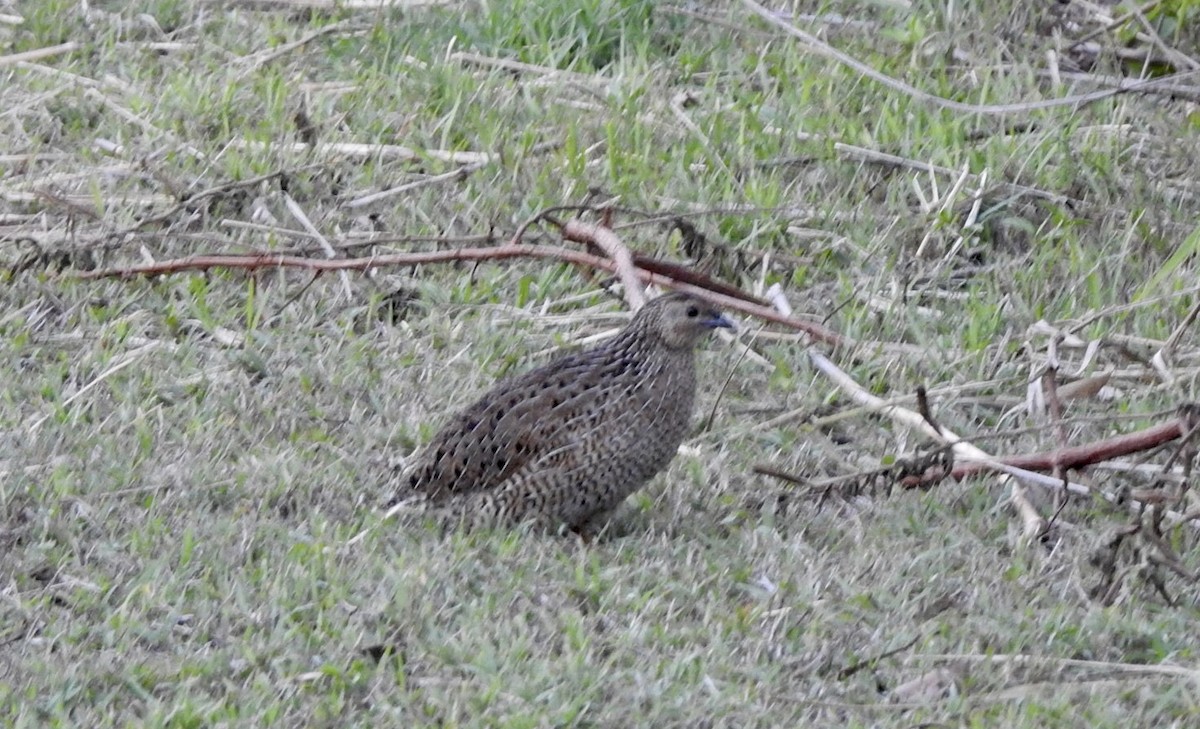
[0,42,80,67]
[227,139,492,165]
[282,193,354,298]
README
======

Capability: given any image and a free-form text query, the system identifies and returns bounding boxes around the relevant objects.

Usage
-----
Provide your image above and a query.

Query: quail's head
[641,292,735,350]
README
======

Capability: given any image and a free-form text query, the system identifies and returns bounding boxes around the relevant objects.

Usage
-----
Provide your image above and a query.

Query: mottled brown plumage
[391,292,734,531]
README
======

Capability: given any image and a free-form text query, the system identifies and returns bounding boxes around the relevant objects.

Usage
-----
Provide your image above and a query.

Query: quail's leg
[570,503,633,542]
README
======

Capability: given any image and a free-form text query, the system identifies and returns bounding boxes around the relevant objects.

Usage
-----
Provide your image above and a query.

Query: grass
[4,0,1200,725]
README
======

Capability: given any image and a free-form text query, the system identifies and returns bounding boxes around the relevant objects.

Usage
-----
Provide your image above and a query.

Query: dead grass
[5,0,1200,725]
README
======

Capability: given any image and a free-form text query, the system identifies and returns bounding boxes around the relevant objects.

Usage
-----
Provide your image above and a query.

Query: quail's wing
[402,347,632,500]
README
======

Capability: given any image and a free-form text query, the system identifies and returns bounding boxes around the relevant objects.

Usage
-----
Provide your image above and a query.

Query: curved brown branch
[782,416,1188,490]
[949,419,1187,482]
[76,242,849,347]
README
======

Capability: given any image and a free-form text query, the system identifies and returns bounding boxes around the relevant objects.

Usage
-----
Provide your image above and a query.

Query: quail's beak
[702,312,737,332]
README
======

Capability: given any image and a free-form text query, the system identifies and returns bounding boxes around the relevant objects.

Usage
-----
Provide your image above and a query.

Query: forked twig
[561,219,647,309]
[806,348,1048,540]
[76,220,848,346]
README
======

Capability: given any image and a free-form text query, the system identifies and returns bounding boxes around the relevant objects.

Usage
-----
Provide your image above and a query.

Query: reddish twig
[630,254,772,306]
[75,242,848,347]
[946,419,1187,483]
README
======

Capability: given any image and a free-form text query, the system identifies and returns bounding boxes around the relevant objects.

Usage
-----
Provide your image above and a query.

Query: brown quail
[390,291,734,532]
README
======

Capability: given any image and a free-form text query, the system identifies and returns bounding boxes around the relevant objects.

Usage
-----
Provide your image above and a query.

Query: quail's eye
[686,306,699,318]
